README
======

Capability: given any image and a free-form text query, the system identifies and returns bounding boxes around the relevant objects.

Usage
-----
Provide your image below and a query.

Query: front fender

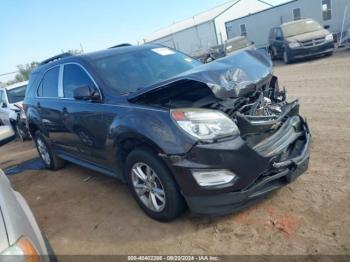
[109,107,195,155]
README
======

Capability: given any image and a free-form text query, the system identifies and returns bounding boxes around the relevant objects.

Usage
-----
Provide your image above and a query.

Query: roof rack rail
[39,52,73,66]
[109,43,132,49]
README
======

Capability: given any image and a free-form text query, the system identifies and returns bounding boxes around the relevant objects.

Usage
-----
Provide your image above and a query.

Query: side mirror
[1,102,7,108]
[73,85,101,101]
[324,25,330,29]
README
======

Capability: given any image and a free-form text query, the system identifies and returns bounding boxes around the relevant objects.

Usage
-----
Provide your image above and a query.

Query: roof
[145,0,240,42]
[2,81,28,90]
[33,44,161,74]
[281,18,314,27]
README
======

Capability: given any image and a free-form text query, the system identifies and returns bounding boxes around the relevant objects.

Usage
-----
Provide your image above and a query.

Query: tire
[126,148,185,222]
[34,131,65,170]
[283,50,291,64]
[268,48,275,60]
[326,51,334,57]
[14,123,25,142]
[42,233,58,262]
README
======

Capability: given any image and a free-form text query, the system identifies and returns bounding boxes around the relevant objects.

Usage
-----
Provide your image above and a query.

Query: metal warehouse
[144,0,350,53]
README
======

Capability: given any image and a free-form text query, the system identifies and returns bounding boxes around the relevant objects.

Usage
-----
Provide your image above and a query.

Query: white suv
[0,81,28,140]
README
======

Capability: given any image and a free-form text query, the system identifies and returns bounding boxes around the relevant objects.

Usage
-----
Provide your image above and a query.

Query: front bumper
[185,134,310,215]
[288,41,334,60]
[163,110,311,216]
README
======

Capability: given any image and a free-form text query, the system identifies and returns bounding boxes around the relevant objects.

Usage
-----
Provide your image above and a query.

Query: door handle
[62,107,69,116]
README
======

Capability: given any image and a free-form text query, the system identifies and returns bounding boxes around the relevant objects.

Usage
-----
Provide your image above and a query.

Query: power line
[0,71,18,77]
[257,0,274,7]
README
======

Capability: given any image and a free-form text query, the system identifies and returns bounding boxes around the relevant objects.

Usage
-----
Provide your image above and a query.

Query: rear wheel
[126,148,185,222]
[14,123,26,142]
[34,131,65,170]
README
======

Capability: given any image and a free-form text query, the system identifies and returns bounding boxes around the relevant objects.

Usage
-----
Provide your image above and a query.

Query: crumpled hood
[128,49,273,100]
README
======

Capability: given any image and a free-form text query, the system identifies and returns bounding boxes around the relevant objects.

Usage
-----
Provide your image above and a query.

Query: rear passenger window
[63,64,95,99]
[38,67,59,97]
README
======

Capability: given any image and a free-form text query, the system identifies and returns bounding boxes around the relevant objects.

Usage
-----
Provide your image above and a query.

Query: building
[145,0,350,54]
[225,0,350,48]
[144,0,272,55]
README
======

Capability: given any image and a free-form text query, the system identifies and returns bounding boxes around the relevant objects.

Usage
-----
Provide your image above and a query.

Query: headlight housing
[288,41,301,48]
[171,109,239,141]
[0,236,39,261]
[325,34,334,42]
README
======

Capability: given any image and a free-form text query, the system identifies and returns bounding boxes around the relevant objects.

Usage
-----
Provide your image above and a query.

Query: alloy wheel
[131,163,166,213]
[37,138,51,166]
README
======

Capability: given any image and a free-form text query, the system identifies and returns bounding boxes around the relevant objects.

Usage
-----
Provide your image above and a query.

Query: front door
[59,63,115,169]
[274,28,285,57]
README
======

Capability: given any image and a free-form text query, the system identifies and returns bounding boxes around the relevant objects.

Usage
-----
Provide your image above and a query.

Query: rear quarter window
[37,67,60,97]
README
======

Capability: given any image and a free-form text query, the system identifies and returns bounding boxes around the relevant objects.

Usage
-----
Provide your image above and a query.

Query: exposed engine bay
[131,75,307,162]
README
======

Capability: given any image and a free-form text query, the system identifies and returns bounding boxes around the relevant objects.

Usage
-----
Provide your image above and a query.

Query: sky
[0,0,287,81]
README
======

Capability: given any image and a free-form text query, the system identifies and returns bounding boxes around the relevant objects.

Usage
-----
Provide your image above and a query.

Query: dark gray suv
[24,45,310,221]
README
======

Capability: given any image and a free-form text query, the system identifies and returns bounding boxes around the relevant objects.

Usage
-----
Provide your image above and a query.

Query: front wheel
[126,148,185,222]
[268,48,275,60]
[283,50,292,64]
[14,123,27,142]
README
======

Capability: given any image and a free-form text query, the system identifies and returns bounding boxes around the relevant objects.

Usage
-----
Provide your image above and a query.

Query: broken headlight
[171,109,239,140]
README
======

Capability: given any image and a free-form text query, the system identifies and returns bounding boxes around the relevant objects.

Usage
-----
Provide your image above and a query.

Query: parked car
[225,36,255,56]
[24,45,310,222]
[0,169,54,260]
[268,18,335,63]
[0,81,31,141]
[341,27,350,49]
[208,44,226,60]
[0,125,15,146]
[191,44,225,63]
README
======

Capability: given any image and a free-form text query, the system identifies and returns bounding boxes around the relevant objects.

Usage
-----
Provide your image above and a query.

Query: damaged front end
[129,50,311,215]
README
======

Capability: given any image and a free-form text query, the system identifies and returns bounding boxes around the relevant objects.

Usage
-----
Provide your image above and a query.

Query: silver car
[0,169,53,260]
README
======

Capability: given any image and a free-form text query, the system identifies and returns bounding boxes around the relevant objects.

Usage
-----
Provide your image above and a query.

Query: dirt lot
[1,51,349,255]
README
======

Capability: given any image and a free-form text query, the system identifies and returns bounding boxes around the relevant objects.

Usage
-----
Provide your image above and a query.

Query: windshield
[92,47,202,94]
[282,20,323,38]
[7,85,27,103]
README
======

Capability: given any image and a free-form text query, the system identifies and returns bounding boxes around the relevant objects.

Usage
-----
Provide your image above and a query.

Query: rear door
[36,66,69,149]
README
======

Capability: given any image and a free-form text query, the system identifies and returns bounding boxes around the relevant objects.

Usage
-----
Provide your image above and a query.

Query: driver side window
[63,64,95,99]
[276,28,283,40]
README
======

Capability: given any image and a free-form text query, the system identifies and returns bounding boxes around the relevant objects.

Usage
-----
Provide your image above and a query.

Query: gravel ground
[1,50,349,255]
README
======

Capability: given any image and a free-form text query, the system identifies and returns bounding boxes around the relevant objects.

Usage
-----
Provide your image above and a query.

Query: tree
[4,47,83,86]
[5,62,38,85]
[61,48,84,55]
[16,62,39,82]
